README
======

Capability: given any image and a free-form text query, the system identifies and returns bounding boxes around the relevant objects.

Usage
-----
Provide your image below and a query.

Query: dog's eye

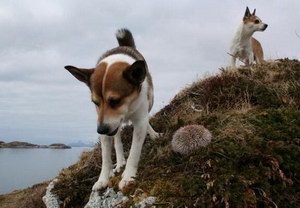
[109,98,121,108]
[92,100,100,106]
[254,20,260,24]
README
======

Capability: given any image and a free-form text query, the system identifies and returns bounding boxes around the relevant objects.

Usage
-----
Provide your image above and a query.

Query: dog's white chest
[231,36,253,61]
[236,46,251,59]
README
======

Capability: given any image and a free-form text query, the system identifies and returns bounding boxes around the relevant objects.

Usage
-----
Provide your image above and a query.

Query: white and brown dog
[230,7,268,67]
[65,28,159,190]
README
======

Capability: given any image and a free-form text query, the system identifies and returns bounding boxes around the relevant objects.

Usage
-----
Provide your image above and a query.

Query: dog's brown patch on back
[147,75,154,111]
[252,38,264,64]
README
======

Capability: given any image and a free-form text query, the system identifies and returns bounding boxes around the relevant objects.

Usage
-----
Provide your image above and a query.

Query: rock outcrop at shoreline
[0,141,71,149]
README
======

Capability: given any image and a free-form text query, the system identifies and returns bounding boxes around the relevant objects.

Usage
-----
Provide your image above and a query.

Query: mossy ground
[53,59,300,207]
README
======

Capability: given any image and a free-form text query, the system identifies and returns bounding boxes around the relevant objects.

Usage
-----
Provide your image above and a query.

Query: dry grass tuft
[0,181,48,208]
[52,144,102,208]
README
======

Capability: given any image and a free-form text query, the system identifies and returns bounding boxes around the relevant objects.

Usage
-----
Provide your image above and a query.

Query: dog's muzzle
[262,24,268,31]
[107,127,119,136]
[97,124,119,136]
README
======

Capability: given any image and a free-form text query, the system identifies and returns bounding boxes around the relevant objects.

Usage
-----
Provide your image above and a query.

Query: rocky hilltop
[52,59,300,207]
[0,141,71,149]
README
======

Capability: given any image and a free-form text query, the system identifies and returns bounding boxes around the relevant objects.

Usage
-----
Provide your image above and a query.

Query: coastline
[0,141,71,149]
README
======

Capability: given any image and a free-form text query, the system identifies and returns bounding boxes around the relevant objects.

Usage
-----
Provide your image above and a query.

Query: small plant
[171,125,212,155]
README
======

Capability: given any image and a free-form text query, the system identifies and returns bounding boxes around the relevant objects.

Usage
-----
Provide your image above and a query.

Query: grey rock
[135,196,156,208]
[85,188,129,208]
[42,179,61,208]
[43,181,156,208]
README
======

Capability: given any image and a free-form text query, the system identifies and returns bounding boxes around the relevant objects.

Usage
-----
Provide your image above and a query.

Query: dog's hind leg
[92,135,114,191]
[113,130,126,173]
[248,52,255,65]
[119,119,148,189]
[147,122,160,140]
[231,56,237,68]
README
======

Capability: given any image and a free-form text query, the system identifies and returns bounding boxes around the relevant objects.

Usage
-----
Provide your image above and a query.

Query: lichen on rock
[43,179,61,208]
[85,188,128,208]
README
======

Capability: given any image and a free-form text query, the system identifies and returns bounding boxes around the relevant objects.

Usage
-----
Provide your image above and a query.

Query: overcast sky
[0,0,299,144]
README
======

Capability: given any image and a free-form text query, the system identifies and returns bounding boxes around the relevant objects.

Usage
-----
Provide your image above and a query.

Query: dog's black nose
[264,24,268,29]
[97,124,110,135]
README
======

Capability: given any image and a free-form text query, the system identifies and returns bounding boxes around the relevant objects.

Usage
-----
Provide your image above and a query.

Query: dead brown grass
[152,59,300,132]
[0,181,48,208]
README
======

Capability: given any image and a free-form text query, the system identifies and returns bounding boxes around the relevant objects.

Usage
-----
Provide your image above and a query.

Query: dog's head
[65,58,146,136]
[243,7,268,33]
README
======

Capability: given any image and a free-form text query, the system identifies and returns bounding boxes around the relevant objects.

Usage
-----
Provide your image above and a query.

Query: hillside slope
[0,182,48,208]
[53,59,300,207]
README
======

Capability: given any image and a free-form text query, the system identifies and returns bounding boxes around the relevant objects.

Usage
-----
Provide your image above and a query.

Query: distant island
[0,141,71,149]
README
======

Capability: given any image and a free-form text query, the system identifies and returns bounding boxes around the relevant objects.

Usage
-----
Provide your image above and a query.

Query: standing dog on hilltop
[64,28,159,190]
[230,7,268,67]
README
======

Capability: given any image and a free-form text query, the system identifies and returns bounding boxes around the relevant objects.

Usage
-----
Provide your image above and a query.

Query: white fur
[230,20,266,67]
[230,23,254,67]
[116,29,126,39]
[92,135,114,190]
[119,118,148,189]
[92,56,159,192]
[118,79,155,189]
[113,131,126,173]
[98,54,135,67]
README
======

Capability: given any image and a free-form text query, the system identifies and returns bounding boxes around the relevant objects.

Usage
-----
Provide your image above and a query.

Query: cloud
[0,0,299,143]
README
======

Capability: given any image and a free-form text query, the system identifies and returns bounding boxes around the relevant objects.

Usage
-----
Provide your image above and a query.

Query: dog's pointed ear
[252,9,256,16]
[244,6,251,18]
[123,60,146,86]
[64,65,94,86]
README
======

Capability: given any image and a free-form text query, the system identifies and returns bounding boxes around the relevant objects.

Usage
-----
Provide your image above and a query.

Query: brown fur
[104,62,135,98]
[243,15,261,24]
[91,62,107,98]
[90,61,140,122]
[252,38,264,64]
[97,46,154,111]
[147,75,154,111]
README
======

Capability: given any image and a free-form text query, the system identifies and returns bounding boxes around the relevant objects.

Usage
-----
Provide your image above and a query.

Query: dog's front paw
[119,176,135,190]
[151,132,161,140]
[92,170,115,192]
[92,179,109,192]
[148,131,163,140]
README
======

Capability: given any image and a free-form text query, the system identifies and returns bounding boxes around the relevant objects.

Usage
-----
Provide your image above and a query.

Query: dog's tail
[116,28,136,49]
